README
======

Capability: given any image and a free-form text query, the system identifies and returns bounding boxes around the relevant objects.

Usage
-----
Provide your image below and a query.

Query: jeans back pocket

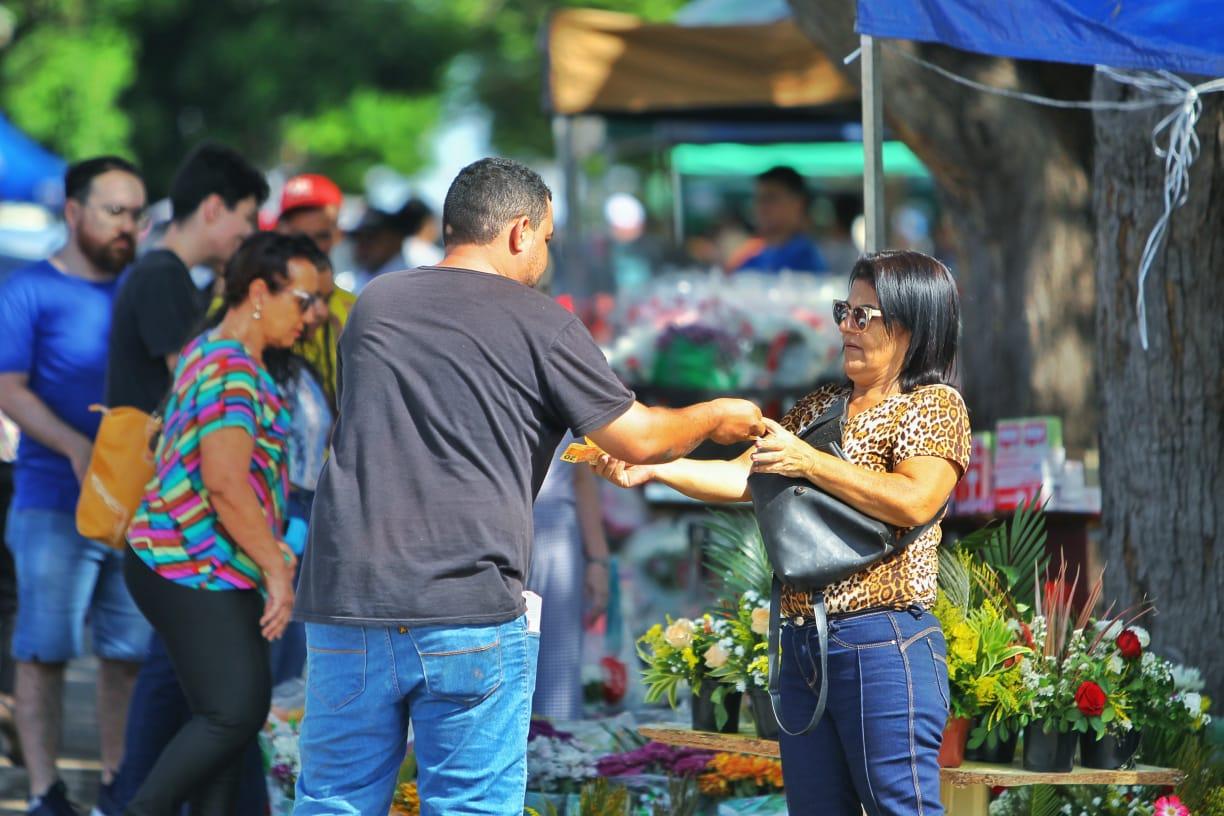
[413,626,503,707]
[306,624,367,712]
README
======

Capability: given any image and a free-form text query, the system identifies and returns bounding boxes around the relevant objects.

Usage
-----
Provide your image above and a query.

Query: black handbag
[747,396,944,736]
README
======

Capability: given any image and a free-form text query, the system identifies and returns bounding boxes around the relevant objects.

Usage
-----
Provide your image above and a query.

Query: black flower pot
[748,689,780,740]
[967,721,1019,765]
[1080,730,1141,770]
[1021,722,1076,772]
[691,684,741,733]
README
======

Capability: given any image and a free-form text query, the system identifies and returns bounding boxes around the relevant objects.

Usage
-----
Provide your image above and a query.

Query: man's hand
[585,561,609,621]
[708,398,766,445]
[68,437,94,485]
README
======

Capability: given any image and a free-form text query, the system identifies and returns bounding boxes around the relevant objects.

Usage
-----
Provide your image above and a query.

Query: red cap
[279,174,342,217]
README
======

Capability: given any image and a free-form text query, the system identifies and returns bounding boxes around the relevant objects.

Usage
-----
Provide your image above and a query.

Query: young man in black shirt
[101,143,268,816]
[293,158,764,815]
[105,143,269,413]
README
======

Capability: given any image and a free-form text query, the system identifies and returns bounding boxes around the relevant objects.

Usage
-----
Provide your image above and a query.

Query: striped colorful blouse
[127,333,290,590]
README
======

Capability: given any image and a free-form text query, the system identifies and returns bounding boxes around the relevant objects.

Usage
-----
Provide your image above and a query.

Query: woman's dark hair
[848,250,960,392]
[209,232,327,384]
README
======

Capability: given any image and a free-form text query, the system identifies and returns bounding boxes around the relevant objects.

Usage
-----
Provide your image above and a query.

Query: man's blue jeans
[294,615,539,815]
[777,607,949,816]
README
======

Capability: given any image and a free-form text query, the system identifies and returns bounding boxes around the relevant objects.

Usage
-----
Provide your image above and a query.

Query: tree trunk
[787,1,1098,450]
[1094,76,1224,701]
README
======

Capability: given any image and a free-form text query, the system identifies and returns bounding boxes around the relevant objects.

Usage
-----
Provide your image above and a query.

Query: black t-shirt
[105,250,208,412]
[295,266,635,627]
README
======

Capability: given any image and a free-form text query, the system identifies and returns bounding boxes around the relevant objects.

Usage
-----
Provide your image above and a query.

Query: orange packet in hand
[560,437,604,464]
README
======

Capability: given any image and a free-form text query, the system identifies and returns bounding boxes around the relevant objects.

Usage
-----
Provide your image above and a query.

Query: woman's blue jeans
[777,606,949,816]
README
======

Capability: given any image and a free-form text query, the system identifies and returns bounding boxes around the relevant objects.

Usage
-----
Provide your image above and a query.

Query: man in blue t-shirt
[735,165,827,274]
[0,157,152,816]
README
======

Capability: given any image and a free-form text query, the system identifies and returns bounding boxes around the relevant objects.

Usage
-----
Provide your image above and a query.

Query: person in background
[104,142,269,816]
[0,422,19,767]
[819,192,864,275]
[123,232,319,816]
[0,156,151,816]
[734,166,827,274]
[347,208,407,293]
[398,197,443,269]
[268,241,334,685]
[276,173,354,408]
[528,441,611,721]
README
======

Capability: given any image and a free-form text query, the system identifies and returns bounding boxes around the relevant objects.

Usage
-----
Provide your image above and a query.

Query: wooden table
[639,724,1184,816]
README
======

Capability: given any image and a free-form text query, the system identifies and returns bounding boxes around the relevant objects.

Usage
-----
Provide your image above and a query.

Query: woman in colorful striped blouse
[123,232,323,816]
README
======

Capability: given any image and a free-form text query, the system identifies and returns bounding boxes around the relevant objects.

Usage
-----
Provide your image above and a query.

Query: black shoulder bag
[747,396,944,736]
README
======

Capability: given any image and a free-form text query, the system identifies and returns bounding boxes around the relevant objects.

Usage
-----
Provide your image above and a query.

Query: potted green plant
[637,614,740,733]
[705,591,775,738]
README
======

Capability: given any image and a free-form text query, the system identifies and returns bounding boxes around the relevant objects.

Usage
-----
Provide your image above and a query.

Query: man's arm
[586,398,764,465]
[0,372,93,482]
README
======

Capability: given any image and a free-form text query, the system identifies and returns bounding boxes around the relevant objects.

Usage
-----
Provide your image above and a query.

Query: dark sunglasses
[832,300,885,332]
[290,289,320,314]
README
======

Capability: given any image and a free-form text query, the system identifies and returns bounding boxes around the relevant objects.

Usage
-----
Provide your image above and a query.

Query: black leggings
[123,548,270,816]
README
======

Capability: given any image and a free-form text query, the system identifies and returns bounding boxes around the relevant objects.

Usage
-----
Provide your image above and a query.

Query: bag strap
[767,577,829,736]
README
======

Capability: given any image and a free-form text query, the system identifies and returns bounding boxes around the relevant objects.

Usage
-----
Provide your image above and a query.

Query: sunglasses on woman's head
[832,300,885,332]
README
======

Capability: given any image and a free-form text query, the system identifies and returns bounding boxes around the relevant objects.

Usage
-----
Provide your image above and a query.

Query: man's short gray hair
[442,157,552,247]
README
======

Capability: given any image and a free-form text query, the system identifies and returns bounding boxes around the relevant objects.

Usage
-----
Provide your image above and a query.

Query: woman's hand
[591,455,655,489]
[584,561,609,623]
[260,558,296,641]
[750,418,819,479]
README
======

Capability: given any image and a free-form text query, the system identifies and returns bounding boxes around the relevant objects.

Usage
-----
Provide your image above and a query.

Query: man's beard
[78,230,136,274]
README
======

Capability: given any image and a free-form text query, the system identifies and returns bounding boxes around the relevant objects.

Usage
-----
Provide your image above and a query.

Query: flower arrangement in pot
[933,590,1030,767]
[1015,563,1106,773]
[638,613,742,732]
[705,591,776,739]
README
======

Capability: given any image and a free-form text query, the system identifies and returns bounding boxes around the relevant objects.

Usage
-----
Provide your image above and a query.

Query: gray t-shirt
[295,266,635,627]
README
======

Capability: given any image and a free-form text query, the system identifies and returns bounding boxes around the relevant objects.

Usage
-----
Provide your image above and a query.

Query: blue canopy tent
[0,114,65,208]
[851,1,1223,348]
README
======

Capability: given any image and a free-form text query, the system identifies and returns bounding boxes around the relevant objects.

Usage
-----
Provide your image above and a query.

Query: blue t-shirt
[0,261,120,512]
[736,234,827,273]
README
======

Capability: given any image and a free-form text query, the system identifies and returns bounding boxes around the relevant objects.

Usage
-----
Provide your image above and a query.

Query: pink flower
[1154,795,1190,816]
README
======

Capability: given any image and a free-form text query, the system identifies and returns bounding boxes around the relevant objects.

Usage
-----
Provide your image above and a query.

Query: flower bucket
[1021,722,1076,773]
[691,685,742,733]
[1080,730,1141,770]
[938,716,971,768]
[747,689,780,740]
[966,720,1018,765]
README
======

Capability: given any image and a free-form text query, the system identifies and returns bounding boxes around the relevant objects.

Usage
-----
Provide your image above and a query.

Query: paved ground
[0,657,102,815]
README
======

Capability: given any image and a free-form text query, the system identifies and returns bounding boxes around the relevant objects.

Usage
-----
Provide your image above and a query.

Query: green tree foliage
[0,0,686,190]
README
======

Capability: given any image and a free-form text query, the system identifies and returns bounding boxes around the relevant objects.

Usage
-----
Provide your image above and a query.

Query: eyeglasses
[833,300,885,332]
[290,289,320,314]
[88,202,150,230]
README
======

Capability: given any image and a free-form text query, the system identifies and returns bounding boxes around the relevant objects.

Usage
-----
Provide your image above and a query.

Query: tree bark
[787,0,1098,450]
[1094,76,1224,701]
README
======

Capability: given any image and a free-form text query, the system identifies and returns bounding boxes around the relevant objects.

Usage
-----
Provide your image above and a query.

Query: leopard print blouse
[777,382,972,618]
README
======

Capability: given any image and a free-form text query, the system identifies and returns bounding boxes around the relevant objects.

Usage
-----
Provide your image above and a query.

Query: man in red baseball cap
[276,173,343,255]
[276,173,353,407]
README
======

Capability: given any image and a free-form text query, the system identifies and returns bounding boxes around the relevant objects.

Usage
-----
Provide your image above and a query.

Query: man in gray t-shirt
[293,158,763,815]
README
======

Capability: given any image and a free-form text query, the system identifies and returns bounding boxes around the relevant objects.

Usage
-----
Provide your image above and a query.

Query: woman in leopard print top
[595,250,970,815]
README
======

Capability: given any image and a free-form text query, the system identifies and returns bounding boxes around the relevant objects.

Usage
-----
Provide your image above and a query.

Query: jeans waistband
[784,602,926,628]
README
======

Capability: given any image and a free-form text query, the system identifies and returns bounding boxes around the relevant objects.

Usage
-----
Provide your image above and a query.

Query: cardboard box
[952,432,995,516]
[994,416,1064,511]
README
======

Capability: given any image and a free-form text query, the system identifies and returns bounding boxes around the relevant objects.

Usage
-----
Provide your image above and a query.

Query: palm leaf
[1029,785,1063,816]
[963,497,1050,609]
[698,511,773,598]
[938,546,973,610]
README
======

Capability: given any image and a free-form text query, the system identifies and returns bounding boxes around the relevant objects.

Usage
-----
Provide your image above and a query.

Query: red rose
[1075,680,1107,717]
[1116,629,1143,660]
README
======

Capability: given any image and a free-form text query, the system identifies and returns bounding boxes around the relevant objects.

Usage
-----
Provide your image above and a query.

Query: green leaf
[699,511,773,599]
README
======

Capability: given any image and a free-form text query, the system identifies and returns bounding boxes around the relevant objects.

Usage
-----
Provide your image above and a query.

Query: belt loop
[907,604,923,619]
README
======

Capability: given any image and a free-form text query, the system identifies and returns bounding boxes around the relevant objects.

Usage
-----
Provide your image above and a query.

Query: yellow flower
[682,647,699,669]
[750,607,770,636]
[665,619,696,648]
[973,675,1000,705]
[704,643,730,669]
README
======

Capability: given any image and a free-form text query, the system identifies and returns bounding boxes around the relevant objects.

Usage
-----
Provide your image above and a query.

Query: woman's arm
[592,447,754,504]
[751,418,959,527]
[199,427,295,638]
